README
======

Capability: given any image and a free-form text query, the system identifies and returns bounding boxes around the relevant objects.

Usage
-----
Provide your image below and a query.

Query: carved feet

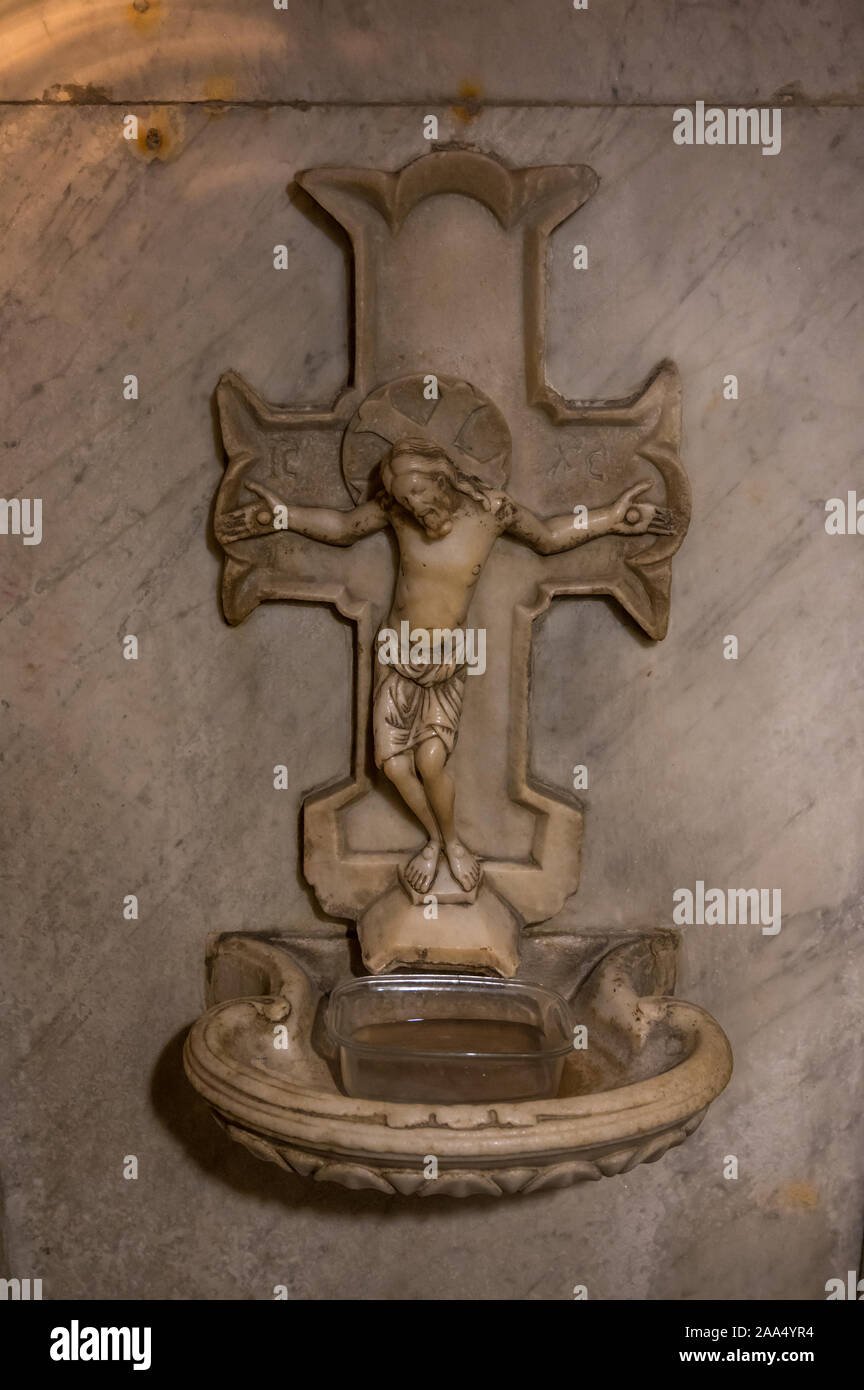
[402,838,482,895]
[444,839,481,892]
[403,840,441,894]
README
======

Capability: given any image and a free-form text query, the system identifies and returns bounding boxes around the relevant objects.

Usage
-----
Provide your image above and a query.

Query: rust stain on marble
[451,82,484,124]
[127,0,163,36]
[42,83,112,104]
[131,106,184,163]
[767,1180,820,1211]
[203,74,237,114]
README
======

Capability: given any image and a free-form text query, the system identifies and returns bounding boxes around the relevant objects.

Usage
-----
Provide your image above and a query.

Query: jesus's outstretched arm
[216,481,389,546]
[499,480,677,555]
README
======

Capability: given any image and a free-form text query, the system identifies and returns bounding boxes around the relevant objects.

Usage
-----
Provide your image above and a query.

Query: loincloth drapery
[373,651,467,767]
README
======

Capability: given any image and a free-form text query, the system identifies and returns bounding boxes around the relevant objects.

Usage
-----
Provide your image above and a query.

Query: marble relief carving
[184,149,731,1194]
[210,149,690,973]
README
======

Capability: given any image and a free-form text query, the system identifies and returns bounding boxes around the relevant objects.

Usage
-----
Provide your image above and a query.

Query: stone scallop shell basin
[184,937,733,1198]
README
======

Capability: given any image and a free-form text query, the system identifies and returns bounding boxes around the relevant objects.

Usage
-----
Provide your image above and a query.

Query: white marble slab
[1,99,862,1300]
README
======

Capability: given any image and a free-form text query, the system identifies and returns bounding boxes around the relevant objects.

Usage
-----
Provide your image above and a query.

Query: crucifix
[212,149,690,976]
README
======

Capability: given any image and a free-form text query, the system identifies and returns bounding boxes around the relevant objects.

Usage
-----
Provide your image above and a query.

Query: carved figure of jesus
[217,439,675,897]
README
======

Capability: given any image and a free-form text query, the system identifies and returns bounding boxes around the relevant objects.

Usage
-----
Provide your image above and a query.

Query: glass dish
[327,973,573,1104]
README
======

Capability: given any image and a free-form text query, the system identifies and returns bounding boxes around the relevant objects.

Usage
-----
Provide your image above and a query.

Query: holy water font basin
[184,936,733,1197]
[327,974,573,1104]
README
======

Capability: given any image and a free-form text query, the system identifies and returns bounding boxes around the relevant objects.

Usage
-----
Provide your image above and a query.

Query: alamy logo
[0,497,42,545]
[673,881,782,935]
[673,101,781,157]
[377,622,486,676]
[50,1321,152,1371]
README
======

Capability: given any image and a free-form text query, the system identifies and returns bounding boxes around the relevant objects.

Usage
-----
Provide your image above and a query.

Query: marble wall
[1,0,862,1299]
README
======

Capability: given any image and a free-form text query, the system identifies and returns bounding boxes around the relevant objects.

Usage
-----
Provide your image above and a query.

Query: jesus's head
[380,438,492,538]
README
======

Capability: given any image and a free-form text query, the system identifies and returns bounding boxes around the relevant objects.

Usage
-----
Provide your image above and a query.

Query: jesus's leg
[414,736,481,892]
[381,751,441,893]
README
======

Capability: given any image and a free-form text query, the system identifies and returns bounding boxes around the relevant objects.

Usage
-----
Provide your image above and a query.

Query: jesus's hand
[608,481,677,537]
[215,481,287,544]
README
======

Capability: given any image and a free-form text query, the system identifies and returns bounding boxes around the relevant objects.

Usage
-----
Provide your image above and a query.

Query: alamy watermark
[673,101,781,157]
[0,497,41,545]
[825,492,864,534]
[50,1321,151,1370]
[376,621,486,676]
[825,1271,864,1299]
[0,1277,42,1299]
[673,881,782,935]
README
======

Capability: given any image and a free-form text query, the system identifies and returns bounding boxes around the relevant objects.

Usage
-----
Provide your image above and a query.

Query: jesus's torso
[386,501,502,632]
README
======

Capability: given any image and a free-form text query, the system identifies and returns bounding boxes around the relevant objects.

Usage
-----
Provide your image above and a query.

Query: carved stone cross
[213,149,690,976]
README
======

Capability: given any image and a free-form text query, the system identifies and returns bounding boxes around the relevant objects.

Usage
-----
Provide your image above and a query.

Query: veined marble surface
[0,92,862,1298]
[1,0,862,105]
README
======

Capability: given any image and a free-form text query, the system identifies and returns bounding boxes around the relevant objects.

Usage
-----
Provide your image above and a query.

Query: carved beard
[402,500,454,538]
[418,507,453,538]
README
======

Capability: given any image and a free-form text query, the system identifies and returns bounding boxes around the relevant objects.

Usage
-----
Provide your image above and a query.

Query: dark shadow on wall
[151,1026,389,1214]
